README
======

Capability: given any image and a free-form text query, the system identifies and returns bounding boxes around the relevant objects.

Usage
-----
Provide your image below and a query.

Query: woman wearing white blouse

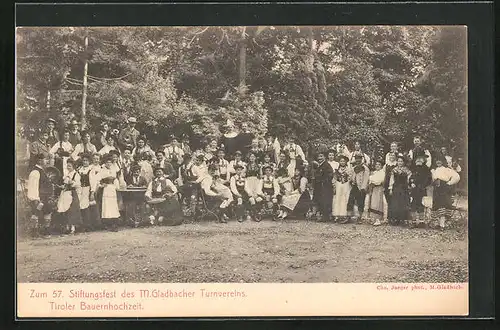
[71,131,97,161]
[49,130,73,177]
[56,159,83,234]
[431,155,460,229]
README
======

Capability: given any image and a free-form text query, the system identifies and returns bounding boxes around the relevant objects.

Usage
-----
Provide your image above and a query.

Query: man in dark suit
[29,130,52,169]
[312,150,334,222]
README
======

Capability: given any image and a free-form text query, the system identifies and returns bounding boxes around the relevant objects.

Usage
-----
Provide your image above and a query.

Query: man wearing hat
[46,118,59,146]
[26,153,54,236]
[312,150,334,222]
[29,129,52,170]
[118,117,140,151]
[68,120,81,146]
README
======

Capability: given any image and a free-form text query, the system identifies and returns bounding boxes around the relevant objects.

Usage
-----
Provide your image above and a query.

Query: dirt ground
[17,217,468,283]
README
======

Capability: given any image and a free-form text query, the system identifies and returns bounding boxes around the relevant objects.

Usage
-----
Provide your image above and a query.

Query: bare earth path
[17,219,467,283]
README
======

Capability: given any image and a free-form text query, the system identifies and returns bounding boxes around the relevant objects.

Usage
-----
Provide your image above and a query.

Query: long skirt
[101,184,120,219]
[333,182,351,217]
[389,184,410,222]
[368,185,385,220]
[432,183,453,218]
[57,189,83,226]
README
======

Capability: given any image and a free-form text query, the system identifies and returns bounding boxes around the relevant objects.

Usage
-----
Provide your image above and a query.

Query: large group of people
[21,115,464,237]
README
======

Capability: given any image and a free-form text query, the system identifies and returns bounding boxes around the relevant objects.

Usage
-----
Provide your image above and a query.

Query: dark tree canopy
[16,26,466,157]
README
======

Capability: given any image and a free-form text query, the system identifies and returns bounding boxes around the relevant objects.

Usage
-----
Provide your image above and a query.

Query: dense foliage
[16,26,466,155]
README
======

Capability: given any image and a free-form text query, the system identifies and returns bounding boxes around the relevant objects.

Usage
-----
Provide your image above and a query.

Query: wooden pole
[46,90,51,112]
[238,26,247,96]
[81,34,89,131]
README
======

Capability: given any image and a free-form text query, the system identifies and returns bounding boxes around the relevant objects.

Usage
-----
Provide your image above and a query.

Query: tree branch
[187,27,211,47]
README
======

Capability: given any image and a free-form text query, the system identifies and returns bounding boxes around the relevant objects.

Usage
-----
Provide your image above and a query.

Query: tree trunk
[81,34,89,130]
[238,26,247,96]
[46,90,51,111]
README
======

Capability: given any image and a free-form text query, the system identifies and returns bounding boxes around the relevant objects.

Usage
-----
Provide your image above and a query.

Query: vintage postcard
[16,25,468,318]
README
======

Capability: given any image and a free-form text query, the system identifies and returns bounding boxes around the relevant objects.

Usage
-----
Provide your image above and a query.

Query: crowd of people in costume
[22,115,463,237]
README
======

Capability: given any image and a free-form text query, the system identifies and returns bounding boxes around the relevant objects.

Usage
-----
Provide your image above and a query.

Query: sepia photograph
[16,25,468,288]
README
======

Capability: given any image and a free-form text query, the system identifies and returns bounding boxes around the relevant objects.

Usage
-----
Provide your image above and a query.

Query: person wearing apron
[49,130,73,177]
[57,159,83,234]
[78,153,93,231]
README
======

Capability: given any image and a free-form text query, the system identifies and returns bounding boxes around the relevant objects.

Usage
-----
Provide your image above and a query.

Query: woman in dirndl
[88,152,103,230]
[77,153,93,231]
[99,154,121,231]
[57,158,83,234]
[367,159,386,226]
[387,155,412,225]
[332,155,352,222]
[279,165,311,220]
[431,154,460,230]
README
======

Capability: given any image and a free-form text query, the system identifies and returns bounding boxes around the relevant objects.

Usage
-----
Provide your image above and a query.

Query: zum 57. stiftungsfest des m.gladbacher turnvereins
[67,288,246,299]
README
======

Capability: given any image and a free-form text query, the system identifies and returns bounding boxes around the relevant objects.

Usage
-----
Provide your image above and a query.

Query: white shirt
[259,175,280,197]
[63,170,81,189]
[72,143,97,161]
[49,141,73,156]
[349,151,370,165]
[328,160,340,171]
[200,175,218,197]
[228,160,247,175]
[89,164,102,192]
[145,177,178,199]
[283,143,305,160]
[192,163,208,183]
[49,141,74,176]
[98,145,118,156]
[431,166,460,186]
[164,145,184,164]
[27,165,43,201]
